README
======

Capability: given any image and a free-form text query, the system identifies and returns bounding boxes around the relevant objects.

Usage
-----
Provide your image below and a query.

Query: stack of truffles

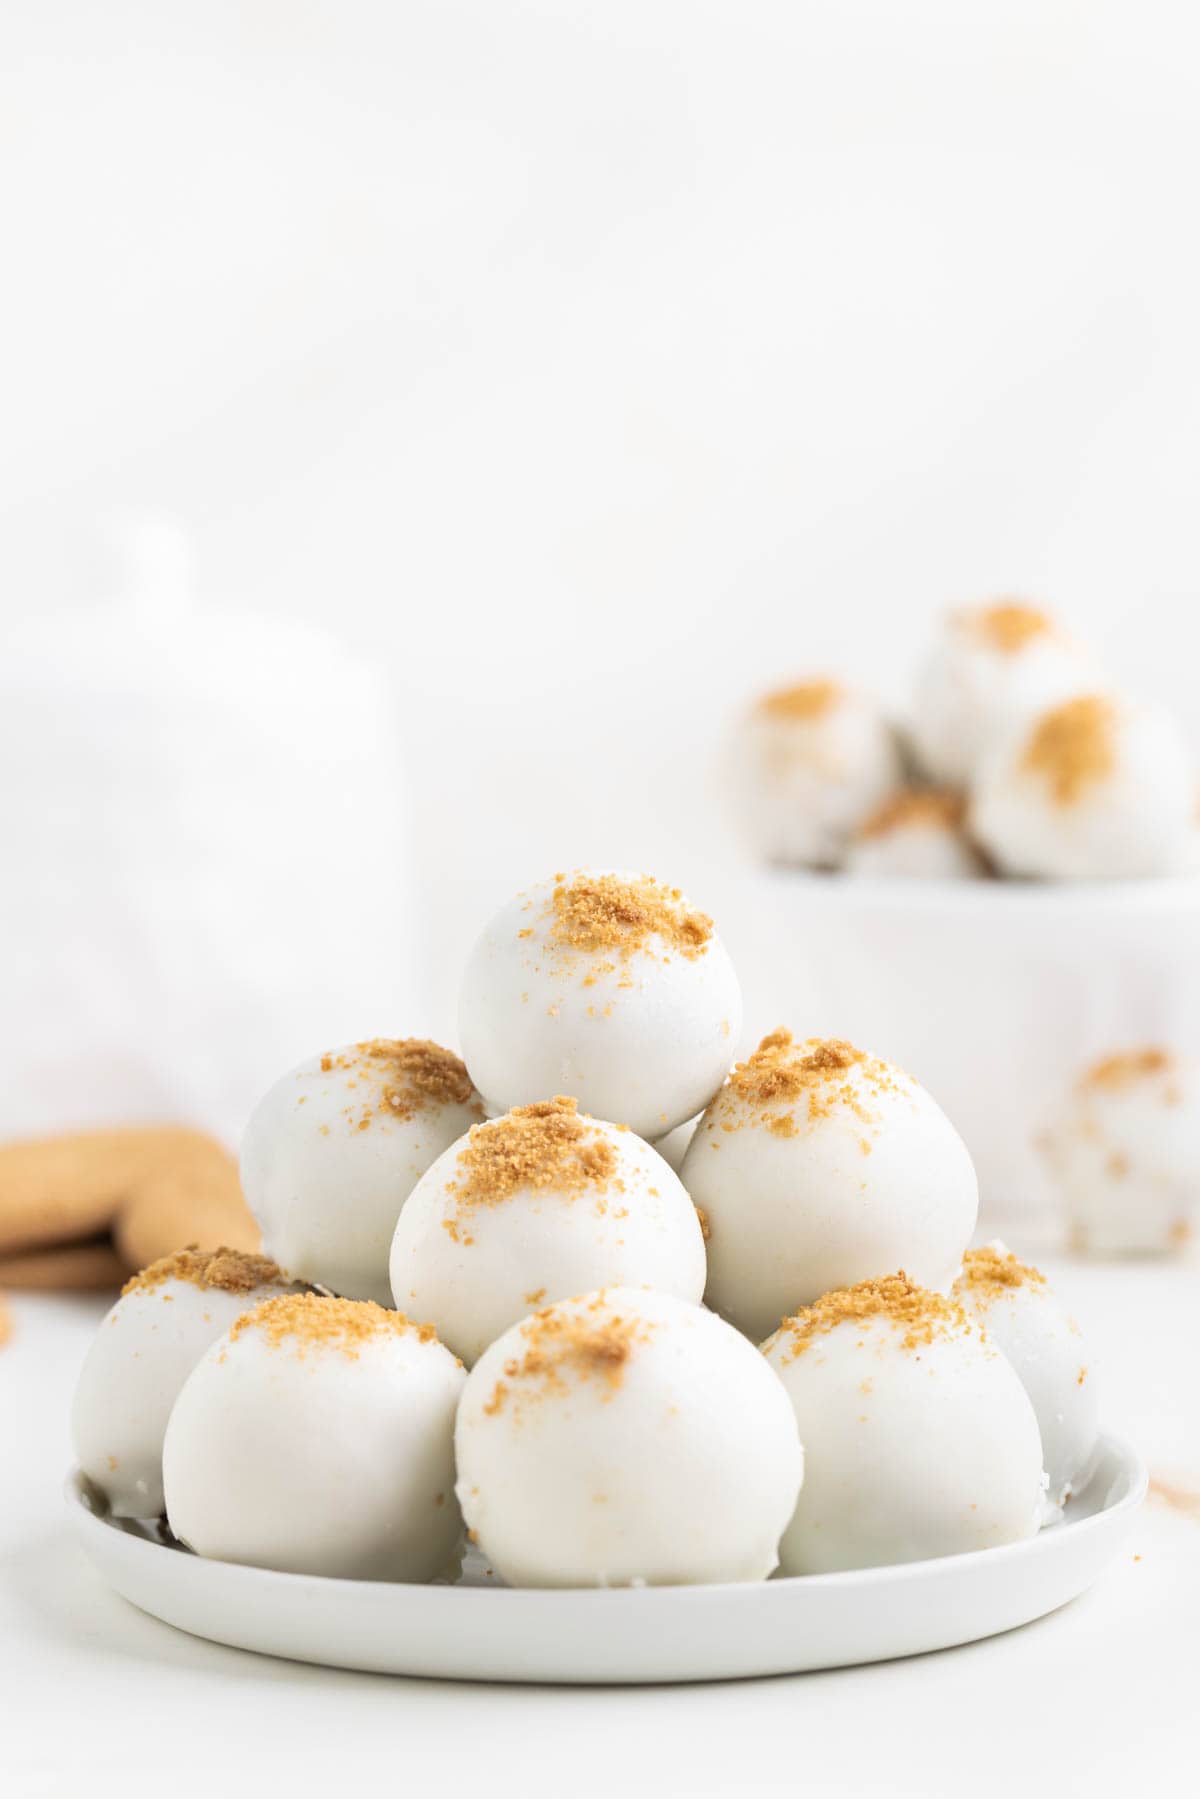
[73,870,1100,1587]
[730,599,1197,880]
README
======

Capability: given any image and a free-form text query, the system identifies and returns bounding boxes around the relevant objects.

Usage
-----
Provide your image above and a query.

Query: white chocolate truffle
[458,870,741,1138]
[1040,1047,1200,1254]
[71,1248,295,1518]
[954,1244,1100,1507]
[727,680,902,867]
[682,1032,978,1341]
[652,1115,699,1173]
[843,788,983,880]
[163,1294,465,1580]
[456,1287,803,1587]
[911,600,1093,786]
[389,1098,706,1364]
[241,1038,484,1304]
[764,1275,1046,1573]
[971,693,1195,881]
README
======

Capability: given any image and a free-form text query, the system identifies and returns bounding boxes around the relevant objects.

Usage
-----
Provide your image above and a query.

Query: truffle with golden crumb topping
[911,596,1088,789]
[730,681,901,867]
[240,1037,485,1306]
[845,785,982,879]
[164,1290,465,1581]
[764,1269,1046,1573]
[952,1241,1099,1507]
[455,1287,804,1588]
[389,1103,707,1365]
[972,687,1194,879]
[1040,1046,1200,1254]
[682,1034,977,1340]
[72,1242,302,1521]
[458,868,742,1142]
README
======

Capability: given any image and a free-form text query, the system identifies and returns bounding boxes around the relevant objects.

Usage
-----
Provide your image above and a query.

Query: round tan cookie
[114,1136,258,1268]
[0,1127,258,1290]
[0,1241,129,1291]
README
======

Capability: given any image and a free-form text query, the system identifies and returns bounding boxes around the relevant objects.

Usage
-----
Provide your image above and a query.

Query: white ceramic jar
[0,517,415,1144]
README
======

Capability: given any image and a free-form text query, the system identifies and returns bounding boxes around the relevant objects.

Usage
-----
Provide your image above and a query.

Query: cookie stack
[0,1127,257,1291]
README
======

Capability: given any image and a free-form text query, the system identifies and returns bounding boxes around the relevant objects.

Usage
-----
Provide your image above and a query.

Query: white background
[4,13,1200,1791]
[3,0,1200,1036]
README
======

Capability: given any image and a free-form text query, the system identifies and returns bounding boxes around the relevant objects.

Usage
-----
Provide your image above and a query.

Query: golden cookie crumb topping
[857,787,966,841]
[715,1030,906,1134]
[230,1292,441,1358]
[756,679,842,722]
[770,1273,971,1360]
[1021,695,1116,805]
[482,1292,657,1416]
[452,1099,618,1204]
[1082,1047,1175,1091]
[317,1039,481,1133]
[958,600,1055,654]
[956,1245,1046,1301]
[540,872,713,965]
[123,1246,287,1299]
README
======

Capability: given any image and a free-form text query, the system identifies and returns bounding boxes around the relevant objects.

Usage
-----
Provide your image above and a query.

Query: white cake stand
[728,870,1200,1221]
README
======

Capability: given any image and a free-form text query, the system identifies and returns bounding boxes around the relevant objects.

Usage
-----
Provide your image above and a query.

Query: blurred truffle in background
[843,788,983,881]
[1040,1046,1200,1256]
[910,601,1094,788]
[725,678,902,870]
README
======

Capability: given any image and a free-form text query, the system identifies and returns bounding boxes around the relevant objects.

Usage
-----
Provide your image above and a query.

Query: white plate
[67,1430,1144,1684]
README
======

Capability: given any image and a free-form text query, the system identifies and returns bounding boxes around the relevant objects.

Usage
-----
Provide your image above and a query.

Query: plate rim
[65,1426,1147,1605]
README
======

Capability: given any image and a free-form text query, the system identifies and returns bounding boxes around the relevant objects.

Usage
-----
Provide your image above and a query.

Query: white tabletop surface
[4,1246,1196,1799]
